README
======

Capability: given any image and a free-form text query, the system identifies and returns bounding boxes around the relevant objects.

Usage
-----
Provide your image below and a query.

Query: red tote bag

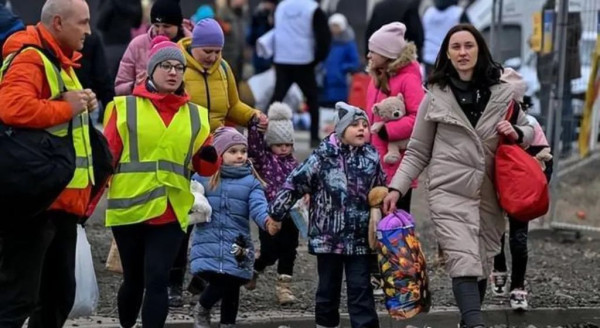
[494,101,550,222]
[347,72,371,109]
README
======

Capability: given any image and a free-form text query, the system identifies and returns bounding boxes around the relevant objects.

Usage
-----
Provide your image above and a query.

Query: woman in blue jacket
[190,127,279,328]
[320,13,361,108]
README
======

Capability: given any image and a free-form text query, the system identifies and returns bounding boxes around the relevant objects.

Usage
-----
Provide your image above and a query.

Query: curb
[65,307,600,327]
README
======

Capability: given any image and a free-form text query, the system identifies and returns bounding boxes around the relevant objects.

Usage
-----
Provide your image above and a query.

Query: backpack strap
[220,60,228,81]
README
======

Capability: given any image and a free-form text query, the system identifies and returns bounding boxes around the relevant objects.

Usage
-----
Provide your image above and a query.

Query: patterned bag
[376,210,431,320]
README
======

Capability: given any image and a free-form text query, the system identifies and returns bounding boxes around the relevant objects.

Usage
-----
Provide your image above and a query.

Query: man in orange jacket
[0,0,97,327]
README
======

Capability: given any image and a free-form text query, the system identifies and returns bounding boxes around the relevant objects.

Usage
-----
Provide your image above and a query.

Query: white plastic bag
[68,224,99,318]
[290,198,309,239]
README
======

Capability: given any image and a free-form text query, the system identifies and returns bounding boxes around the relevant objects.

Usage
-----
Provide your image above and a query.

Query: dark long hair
[428,24,502,88]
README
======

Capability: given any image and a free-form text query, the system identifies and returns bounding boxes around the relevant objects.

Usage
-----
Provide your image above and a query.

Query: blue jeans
[315,254,379,328]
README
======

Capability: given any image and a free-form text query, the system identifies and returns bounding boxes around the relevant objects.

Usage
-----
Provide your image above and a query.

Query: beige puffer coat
[389,82,534,278]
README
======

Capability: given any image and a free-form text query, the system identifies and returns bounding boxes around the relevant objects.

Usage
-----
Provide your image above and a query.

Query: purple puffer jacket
[247,120,298,202]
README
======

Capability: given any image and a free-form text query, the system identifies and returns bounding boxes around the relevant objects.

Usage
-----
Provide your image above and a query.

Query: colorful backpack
[376,210,431,320]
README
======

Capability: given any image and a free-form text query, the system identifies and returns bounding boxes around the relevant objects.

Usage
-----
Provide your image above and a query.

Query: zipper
[202,71,211,111]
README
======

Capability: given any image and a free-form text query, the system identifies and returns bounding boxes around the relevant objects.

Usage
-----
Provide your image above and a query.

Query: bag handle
[499,100,517,145]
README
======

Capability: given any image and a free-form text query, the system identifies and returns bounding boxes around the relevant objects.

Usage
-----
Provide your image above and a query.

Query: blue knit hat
[191,5,215,24]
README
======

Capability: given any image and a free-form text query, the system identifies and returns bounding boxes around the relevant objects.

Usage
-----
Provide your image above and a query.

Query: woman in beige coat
[382,24,533,328]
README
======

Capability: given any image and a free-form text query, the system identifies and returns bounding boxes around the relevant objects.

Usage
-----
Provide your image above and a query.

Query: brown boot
[276,274,297,305]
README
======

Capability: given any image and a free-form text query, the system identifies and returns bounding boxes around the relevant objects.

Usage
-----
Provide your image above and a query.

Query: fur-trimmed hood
[387,42,418,75]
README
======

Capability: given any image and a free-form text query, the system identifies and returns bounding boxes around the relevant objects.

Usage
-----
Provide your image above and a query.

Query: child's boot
[193,303,211,328]
[276,274,297,305]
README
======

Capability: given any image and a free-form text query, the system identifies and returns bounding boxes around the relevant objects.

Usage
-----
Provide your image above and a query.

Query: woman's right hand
[382,190,401,214]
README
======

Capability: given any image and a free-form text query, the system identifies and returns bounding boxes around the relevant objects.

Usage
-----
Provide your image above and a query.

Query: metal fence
[487,0,600,233]
[504,0,600,233]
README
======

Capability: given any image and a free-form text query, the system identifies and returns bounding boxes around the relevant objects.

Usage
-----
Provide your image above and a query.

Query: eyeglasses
[158,62,185,73]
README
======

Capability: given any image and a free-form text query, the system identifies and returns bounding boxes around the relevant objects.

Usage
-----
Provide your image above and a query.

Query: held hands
[382,190,401,214]
[62,89,97,116]
[83,89,98,112]
[496,120,518,142]
[265,217,281,236]
[256,113,269,132]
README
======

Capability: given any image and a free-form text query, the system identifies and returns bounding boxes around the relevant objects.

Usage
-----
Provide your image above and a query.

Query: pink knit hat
[147,36,186,76]
[368,22,408,59]
[213,127,248,156]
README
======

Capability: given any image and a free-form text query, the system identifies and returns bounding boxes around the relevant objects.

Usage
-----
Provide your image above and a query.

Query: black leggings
[254,216,299,275]
[493,217,529,290]
[169,226,193,288]
[452,277,487,328]
[198,273,246,324]
[112,222,184,328]
[271,64,319,142]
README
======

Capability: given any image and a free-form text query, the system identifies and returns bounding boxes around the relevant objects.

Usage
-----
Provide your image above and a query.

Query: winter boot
[193,303,211,328]
[244,270,260,291]
[168,284,183,308]
[276,274,297,305]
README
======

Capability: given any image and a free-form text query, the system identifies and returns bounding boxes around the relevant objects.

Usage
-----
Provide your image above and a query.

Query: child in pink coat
[365,22,424,208]
[364,22,425,294]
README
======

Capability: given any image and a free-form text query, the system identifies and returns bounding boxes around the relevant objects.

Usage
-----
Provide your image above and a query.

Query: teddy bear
[371,94,410,164]
[189,180,212,224]
[368,186,389,250]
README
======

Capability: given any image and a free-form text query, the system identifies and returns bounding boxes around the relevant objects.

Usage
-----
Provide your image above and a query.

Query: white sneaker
[490,271,508,296]
[510,289,528,311]
[370,276,384,296]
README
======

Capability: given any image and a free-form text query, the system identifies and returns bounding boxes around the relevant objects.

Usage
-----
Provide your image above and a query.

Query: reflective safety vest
[106,96,210,230]
[0,47,94,189]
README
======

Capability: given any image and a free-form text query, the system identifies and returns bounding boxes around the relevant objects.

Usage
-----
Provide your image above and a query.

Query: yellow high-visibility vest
[0,47,94,188]
[106,96,210,230]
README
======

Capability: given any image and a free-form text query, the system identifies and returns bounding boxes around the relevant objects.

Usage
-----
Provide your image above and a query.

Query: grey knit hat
[147,36,187,77]
[265,102,295,146]
[334,102,369,138]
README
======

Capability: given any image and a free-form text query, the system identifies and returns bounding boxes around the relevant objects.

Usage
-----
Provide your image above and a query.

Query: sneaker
[370,276,384,296]
[276,274,297,305]
[510,289,528,311]
[193,303,211,328]
[168,285,183,308]
[490,271,508,296]
[244,270,260,291]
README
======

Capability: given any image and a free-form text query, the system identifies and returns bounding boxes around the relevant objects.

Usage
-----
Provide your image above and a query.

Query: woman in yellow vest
[102,36,219,328]
[178,18,268,132]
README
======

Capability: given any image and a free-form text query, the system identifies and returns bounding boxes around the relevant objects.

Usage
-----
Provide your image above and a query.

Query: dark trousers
[0,211,77,328]
[199,273,245,325]
[169,226,192,289]
[271,63,320,143]
[112,222,184,328]
[254,217,299,275]
[316,254,379,328]
[452,277,487,328]
[493,218,529,290]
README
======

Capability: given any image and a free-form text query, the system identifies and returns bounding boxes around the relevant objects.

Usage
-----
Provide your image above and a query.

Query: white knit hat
[265,102,295,146]
[501,68,527,102]
[328,13,348,31]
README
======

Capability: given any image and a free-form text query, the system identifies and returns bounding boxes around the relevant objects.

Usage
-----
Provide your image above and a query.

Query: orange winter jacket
[0,24,92,216]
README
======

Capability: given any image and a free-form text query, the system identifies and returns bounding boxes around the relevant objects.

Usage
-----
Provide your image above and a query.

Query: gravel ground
[86,159,600,321]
